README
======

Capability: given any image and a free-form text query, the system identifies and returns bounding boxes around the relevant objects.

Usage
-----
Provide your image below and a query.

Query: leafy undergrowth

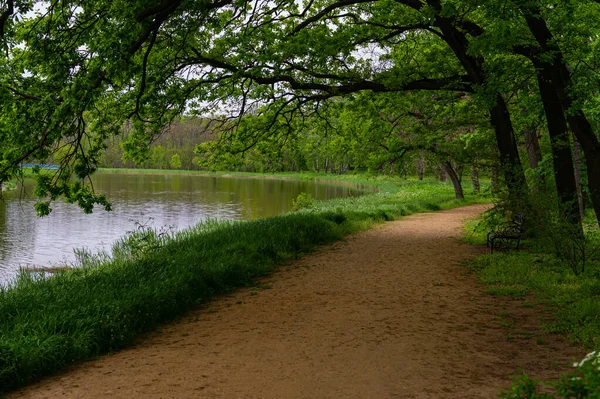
[464,213,600,398]
[0,176,488,393]
[501,353,600,399]
[464,213,600,350]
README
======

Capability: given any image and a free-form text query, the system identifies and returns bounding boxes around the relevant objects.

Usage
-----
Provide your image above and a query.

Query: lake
[0,171,365,282]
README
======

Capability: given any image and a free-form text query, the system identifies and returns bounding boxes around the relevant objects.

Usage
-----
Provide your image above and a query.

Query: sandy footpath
[12,204,582,398]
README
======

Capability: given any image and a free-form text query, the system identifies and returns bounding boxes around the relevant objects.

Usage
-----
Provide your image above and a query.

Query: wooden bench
[486,214,526,253]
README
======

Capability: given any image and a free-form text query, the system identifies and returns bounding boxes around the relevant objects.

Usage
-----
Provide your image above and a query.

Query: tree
[0,0,598,224]
[512,1,600,227]
[170,153,182,169]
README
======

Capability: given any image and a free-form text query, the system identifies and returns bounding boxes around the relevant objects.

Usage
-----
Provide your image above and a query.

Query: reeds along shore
[0,177,487,393]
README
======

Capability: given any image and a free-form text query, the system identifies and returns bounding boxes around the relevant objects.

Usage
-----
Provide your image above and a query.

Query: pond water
[0,172,365,282]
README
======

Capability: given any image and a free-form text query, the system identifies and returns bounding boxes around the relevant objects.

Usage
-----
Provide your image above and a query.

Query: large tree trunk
[536,72,582,228]
[574,136,585,221]
[441,161,464,199]
[455,162,464,184]
[566,112,600,227]
[519,9,600,226]
[523,123,542,169]
[491,168,499,195]
[432,16,528,209]
[490,95,529,209]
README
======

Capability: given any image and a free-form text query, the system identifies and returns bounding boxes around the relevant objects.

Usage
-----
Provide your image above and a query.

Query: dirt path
[13,205,582,399]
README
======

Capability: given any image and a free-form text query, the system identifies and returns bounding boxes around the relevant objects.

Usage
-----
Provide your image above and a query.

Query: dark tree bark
[536,72,582,229]
[430,13,528,208]
[489,95,529,209]
[565,112,600,226]
[442,161,465,199]
[455,163,464,184]
[492,168,499,195]
[523,124,542,170]
[574,136,585,221]
[517,6,600,226]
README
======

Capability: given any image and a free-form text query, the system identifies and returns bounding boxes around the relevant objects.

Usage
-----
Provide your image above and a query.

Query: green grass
[0,174,490,393]
[464,209,600,397]
[464,212,600,350]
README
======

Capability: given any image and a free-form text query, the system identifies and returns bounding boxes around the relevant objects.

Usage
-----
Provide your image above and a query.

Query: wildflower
[573,351,600,369]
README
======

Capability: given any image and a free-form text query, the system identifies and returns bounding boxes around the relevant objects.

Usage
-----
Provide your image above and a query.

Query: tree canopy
[0,0,599,224]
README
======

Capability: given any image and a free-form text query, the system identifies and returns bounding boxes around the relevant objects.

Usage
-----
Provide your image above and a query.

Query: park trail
[12,204,582,399]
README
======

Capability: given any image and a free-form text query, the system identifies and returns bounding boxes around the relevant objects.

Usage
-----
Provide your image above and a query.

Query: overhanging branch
[190,50,473,96]
[292,0,376,33]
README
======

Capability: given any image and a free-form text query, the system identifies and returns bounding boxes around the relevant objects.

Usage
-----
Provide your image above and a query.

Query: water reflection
[0,172,364,282]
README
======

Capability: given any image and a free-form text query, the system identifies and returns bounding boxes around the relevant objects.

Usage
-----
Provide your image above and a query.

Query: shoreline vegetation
[0,172,488,393]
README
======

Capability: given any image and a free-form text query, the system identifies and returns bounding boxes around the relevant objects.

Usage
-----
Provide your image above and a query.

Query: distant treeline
[98,118,214,171]
[96,118,486,188]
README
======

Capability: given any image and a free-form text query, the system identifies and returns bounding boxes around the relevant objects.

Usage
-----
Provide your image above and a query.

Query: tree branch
[8,87,42,101]
[0,0,14,38]
[292,0,376,33]
[190,50,473,96]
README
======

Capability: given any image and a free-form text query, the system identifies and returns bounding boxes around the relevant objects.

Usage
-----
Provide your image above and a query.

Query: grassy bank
[0,175,488,393]
[463,213,600,396]
[463,216,600,350]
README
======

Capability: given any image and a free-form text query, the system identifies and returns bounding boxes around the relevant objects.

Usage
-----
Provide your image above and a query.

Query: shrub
[291,192,314,211]
[501,352,600,398]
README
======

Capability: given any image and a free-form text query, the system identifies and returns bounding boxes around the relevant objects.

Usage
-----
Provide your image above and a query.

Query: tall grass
[0,176,487,393]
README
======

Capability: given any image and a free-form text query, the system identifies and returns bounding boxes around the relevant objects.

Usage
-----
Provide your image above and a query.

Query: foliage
[291,192,314,211]
[465,199,600,346]
[485,187,600,276]
[0,0,598,220]
[169,153,182,170]
[500,352,600,398]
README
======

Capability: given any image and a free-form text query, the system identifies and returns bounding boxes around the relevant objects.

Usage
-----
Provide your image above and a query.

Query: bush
[291,192,314,211]
[501,352,600,398]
